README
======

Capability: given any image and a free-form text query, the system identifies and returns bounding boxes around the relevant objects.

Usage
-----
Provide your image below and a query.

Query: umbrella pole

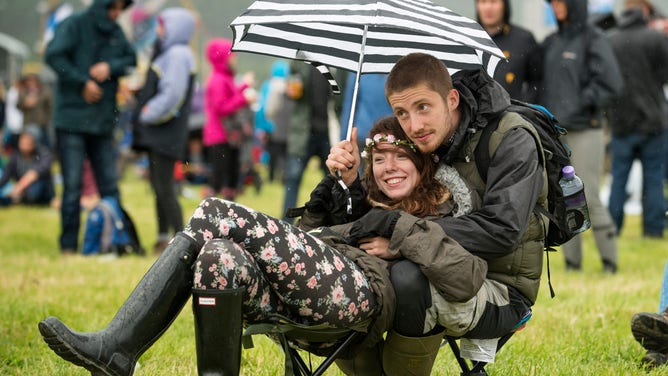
[337,24,368,215]
[344,24,368,142]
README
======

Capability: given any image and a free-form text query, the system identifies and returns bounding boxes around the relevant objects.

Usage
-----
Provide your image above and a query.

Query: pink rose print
[307,276,318,289]
[333,256,345,272]
[354,270,365,287]
[193,207,205,219]
[260,292,271,308]
[331,285,344,304]
[219,221,230,236]
[203,229,213,242]
[278,262,289,273]
[299,307,313,317]
[237,217,246,228]
[260,246,276,261]
[255,226,266,238]
[218,276,228,289]
[322,262,333,275]
[208,263,217,272]
[267,220,279,234]
[221,253,234,269]
[305,246,314,257]
[287,233,299,249]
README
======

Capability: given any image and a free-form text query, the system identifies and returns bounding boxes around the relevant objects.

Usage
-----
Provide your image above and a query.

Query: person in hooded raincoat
[131,7,196,254]
[45,0,136,255]
[539,0,623,273]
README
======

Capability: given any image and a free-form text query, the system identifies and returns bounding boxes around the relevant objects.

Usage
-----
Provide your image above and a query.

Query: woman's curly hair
[362,116,450,217]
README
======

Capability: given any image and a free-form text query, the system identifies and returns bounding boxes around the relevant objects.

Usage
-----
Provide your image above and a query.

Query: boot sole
[631,313,668,354]
[38,320,117,376]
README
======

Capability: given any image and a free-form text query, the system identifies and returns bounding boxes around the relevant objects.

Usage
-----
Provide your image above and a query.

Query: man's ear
[446,88,459,111]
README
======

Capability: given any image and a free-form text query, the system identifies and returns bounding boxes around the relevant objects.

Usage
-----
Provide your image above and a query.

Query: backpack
[82,197,145,256]
[475,99,578,249]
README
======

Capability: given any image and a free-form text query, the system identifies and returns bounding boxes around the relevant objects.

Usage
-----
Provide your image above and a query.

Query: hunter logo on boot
[198,297,217,306]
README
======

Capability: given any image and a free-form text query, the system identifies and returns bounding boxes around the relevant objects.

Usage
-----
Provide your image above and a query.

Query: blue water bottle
[559,165,591,234]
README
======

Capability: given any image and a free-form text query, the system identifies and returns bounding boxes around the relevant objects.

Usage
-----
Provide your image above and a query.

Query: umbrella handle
[335,170,353,215]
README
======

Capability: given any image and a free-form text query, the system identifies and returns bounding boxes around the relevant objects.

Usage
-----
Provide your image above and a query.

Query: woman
[38,116,487,376]
[202,38,256,200]
[131,7,196,254]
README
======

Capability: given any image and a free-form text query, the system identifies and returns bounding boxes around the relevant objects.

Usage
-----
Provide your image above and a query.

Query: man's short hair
[385,53,453,102]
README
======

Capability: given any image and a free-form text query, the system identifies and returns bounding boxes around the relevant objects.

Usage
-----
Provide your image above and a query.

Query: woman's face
[371,143,420,200]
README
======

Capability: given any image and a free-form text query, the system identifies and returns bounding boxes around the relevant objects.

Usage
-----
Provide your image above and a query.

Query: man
[45,0,136,254]
[475,0,542,102]
[606,1,668,238]
[327,53,547,375]
[539,0,623,273]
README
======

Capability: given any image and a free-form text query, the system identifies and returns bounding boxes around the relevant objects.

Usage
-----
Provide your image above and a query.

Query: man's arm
[582,30,624,109]
[435,128,543,260]
[44,19,89,86]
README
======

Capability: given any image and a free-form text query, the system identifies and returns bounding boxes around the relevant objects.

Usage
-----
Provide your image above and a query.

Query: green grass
[1,160,666,375]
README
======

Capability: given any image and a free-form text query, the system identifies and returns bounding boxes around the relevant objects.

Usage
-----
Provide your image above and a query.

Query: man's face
[477,0,505,28]
[107,0,125,22]
[550,0,568,22]
[388,84,459,154]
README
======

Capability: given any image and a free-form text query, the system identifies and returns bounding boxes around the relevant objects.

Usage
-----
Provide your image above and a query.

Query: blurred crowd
[0,0,664,247]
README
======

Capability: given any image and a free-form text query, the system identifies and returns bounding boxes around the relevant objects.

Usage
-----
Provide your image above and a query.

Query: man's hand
[82,80,103,103]
[89,62,111,82]
[326,127,360,186]
[358,237,398,260]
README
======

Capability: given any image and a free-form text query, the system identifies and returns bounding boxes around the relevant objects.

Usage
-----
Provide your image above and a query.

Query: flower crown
[360,133,417,160]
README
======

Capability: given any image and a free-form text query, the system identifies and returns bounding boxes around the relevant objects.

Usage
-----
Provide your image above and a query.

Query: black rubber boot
[192,288,244,376]
[38,233,200,376]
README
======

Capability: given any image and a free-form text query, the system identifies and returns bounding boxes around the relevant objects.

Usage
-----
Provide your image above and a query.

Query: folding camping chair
[444,310,532,376]
[243,316,371,376]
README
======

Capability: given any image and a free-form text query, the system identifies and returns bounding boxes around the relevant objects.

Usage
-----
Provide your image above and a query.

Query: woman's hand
[358,237,398,260]
[326,127,360,186]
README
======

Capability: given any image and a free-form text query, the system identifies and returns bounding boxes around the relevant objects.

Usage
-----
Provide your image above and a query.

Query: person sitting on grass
[0,127,54,206]
[37,116,488,376]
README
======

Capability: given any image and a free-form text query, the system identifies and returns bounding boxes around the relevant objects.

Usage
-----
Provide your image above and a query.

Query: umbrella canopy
[230,0,505,76]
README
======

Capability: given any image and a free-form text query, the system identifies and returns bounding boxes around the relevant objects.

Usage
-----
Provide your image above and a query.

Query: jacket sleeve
[209,80,248,120]
[44,18,89,85]
[389,212,488,302]
[32,148,54,177]
[581,29,624,109]
[107,30,136,78]
[435,128,543,260]
[140,47,191,125]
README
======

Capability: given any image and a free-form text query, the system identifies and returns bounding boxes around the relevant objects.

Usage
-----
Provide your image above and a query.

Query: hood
[441,69,510,162]
[546,0,588,33]
[270,60,290,78]
[617,6,648,28]
[206,38,234,75]
[158,8,195,50]
[88,0,132,34]
[475,0,511,26]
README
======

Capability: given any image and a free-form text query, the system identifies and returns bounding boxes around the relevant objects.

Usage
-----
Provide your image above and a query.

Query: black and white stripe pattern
[230,0,504,76]
[310,61,341,94]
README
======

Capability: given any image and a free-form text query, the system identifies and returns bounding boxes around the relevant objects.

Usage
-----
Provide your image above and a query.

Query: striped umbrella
[230,0,505,141]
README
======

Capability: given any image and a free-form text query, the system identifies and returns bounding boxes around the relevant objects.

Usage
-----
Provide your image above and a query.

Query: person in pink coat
[202,38,256,199]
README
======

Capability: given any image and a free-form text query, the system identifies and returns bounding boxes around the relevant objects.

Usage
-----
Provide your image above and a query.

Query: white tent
[0,32,30,85]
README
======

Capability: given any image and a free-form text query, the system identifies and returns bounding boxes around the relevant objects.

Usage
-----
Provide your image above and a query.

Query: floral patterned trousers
[183,198,376,327]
